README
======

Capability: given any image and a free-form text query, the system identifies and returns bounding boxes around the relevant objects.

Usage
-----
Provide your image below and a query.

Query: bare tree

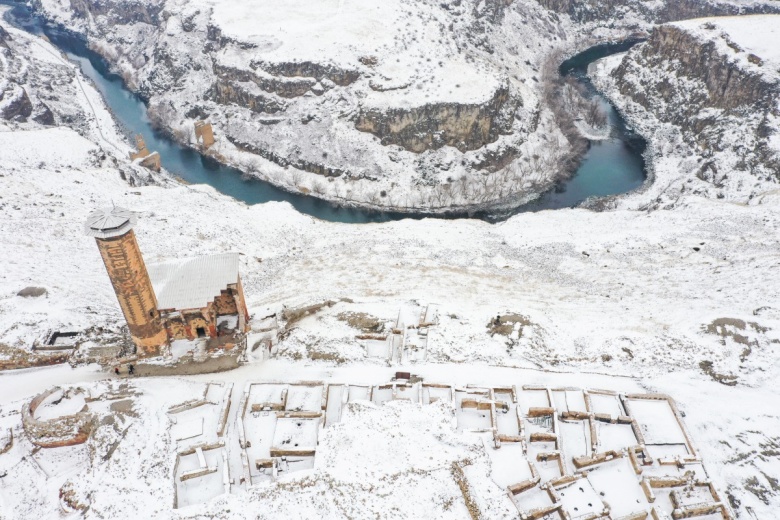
[585,101,607,128]
[289,170,303,187]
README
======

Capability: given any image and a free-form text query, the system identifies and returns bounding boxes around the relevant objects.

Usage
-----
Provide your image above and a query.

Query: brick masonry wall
[95,230,168,356]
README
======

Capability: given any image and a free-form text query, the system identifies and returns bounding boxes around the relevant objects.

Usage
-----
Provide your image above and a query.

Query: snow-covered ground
[4,122,780,384]
[1,361,778,518]
[209,0,504,108]
[0,6,779,520]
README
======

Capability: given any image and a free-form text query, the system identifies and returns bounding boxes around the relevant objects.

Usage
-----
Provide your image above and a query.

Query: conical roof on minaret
[84,206,138,239]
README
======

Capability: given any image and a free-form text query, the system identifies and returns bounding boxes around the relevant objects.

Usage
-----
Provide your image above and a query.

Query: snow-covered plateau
[1,1,780,519]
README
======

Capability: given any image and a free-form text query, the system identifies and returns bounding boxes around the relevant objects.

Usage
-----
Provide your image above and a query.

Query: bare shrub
[540,50,606,181]
[289,170,303,187]
[585,101,608,128]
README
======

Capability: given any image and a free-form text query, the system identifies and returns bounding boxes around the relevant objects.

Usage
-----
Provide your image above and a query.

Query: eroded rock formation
[610,19,780,184]
[355,86,518,153]
[535,0,779,24]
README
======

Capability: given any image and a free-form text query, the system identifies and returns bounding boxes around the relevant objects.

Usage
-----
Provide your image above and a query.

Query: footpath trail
[0,359,646,408]
[19,25,130,158]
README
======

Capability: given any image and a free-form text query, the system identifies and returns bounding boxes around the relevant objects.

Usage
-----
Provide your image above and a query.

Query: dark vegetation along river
[4,1,647,223]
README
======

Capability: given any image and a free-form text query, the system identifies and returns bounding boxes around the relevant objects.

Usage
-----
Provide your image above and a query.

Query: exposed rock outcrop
[227,134,348,178]
[0,85,33,121]
[252,60,360,87]
[0,24,11,47]
[535,0,780,24]
[653,0,780,23]
[0,22,110,134]
[610,19,780,182]
[67,0,165,25]
[32,102,55,125]
[17,286,48,297]
[212,62,317,99]
[207,80,287,114]
[615,25,778,115]
[355,86,518,153]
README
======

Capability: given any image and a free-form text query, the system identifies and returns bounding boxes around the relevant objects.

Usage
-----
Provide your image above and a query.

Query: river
[2,2,647,223]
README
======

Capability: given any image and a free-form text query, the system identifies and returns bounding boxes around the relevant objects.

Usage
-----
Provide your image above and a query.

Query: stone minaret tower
[84,207,168,356]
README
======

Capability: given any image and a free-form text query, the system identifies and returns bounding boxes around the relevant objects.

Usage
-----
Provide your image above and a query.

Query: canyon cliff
[595,15,780,208]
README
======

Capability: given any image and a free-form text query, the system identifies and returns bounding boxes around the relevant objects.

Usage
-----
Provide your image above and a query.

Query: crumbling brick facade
[129,135,161,172]
[95,230,168,356]
[194,121,215,149]
[214,289,239,315]
[87,208,250,356]
[161,279,250,342]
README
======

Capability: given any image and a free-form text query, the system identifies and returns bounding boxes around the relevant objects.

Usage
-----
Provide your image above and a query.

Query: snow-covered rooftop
[148,253,240,311]
[84,206,137,239]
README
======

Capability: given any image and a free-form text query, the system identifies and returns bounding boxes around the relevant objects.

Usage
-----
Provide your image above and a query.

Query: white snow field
[208,0,503,108]
[0,6,779,520]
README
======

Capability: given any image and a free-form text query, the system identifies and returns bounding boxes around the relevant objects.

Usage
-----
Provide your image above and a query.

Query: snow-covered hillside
[19,0,628,213]
[28,0,579,213]
[0,15,167,187]
[592,15,780,210]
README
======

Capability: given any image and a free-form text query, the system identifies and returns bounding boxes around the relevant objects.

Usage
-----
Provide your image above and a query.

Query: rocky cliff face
[594,15,780,207]
[355,86,518,153]
[615,24,779,117]
[207,80,287,114]
[68,0,164,25]
[535,0,779,24]
[0,85,33,121]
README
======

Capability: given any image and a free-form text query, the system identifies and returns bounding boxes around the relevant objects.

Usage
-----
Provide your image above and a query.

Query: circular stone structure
[22,387,94,448]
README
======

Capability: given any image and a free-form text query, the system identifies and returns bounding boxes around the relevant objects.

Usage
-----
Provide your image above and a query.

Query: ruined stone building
[194,121,215,150]
[85,207,250,357]
[129,135,161,172]
[148,254,249,343]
